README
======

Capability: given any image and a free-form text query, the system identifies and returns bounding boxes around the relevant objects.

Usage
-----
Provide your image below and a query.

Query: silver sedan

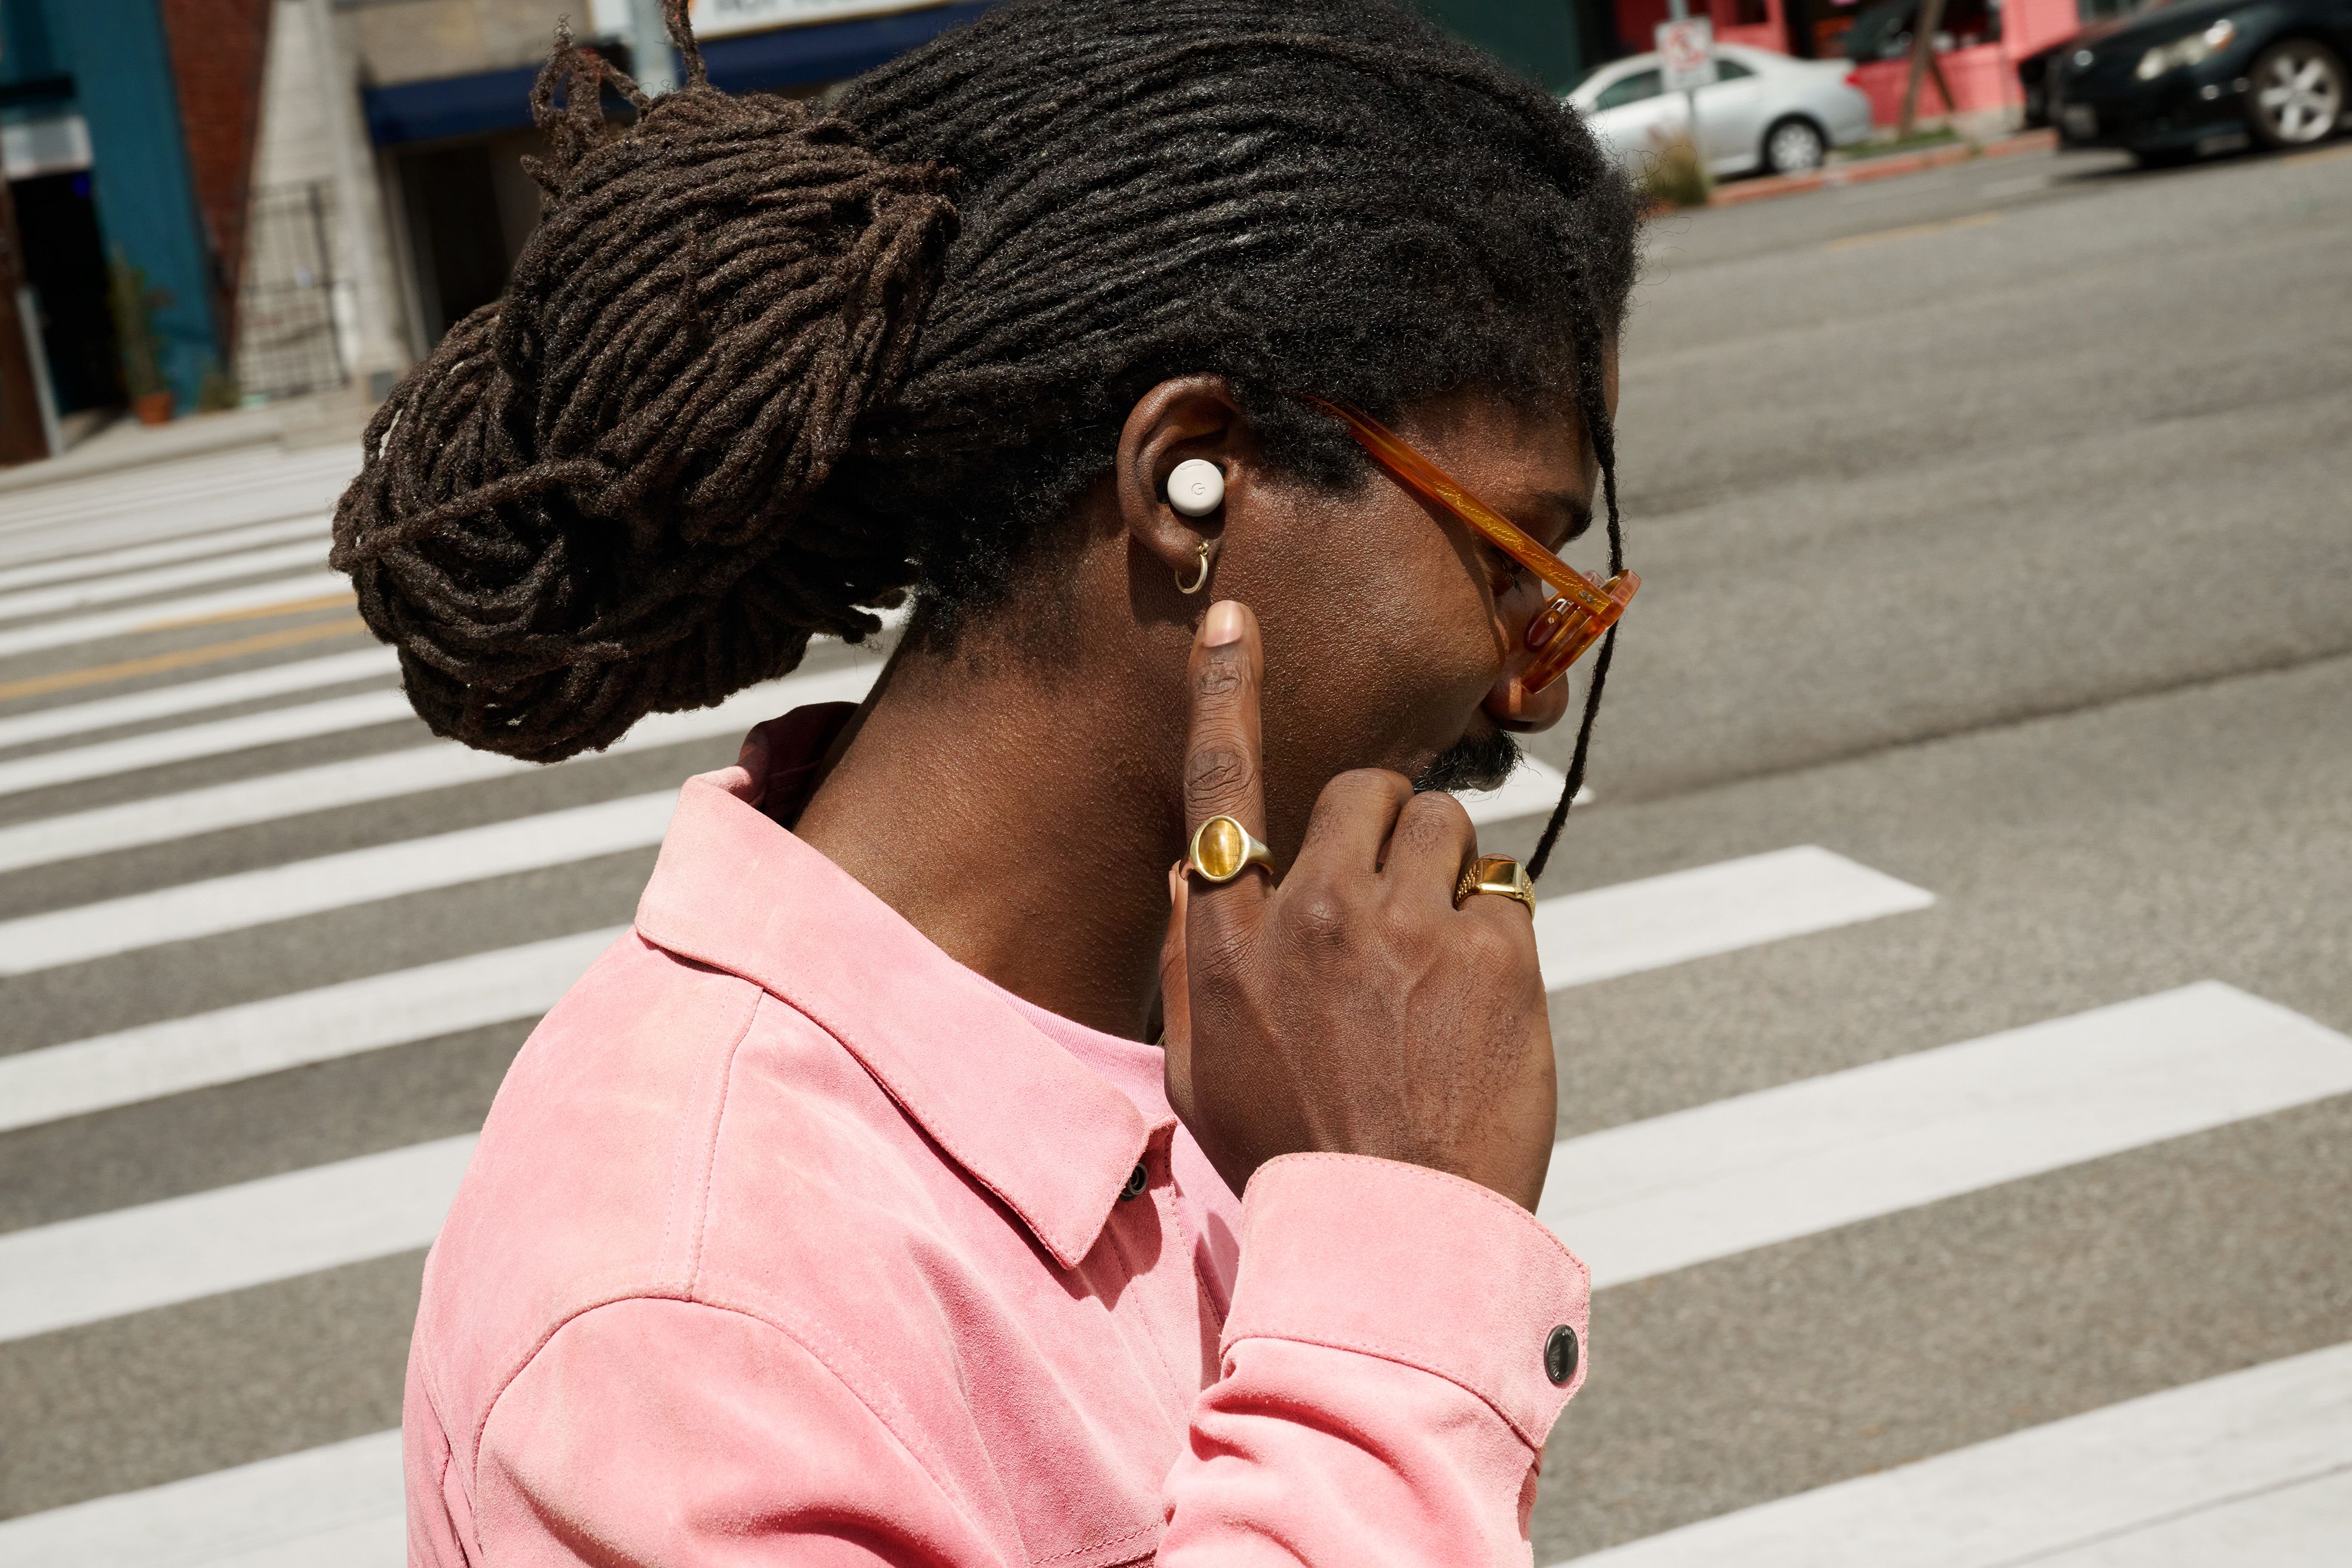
[1566,44,1878,178]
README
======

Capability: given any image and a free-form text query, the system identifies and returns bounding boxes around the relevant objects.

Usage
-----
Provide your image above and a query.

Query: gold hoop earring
[1175,539,1215,595]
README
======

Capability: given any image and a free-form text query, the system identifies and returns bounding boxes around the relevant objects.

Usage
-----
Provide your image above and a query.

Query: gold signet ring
[1187,814,1275,884]
[1454,853,1536,915]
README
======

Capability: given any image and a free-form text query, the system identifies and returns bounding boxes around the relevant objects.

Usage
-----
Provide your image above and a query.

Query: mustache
[1411,727,1522,795]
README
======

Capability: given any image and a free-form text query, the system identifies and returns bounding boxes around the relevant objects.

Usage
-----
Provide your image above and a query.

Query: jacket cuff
[1223,1152,1591,1449]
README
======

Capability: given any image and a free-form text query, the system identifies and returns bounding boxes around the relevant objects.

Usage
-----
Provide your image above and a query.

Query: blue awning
[364,63,542,147]
[363,4,996,147]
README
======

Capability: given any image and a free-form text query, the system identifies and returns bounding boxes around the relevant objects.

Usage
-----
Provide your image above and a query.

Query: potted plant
[108,252,175,424]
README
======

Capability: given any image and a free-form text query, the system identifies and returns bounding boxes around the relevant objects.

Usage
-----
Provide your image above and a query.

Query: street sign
[1656,18,1716,93]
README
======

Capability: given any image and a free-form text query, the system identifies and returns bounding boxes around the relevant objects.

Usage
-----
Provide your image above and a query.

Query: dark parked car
[2019,41,2063,127]
[2039,0,2351,164]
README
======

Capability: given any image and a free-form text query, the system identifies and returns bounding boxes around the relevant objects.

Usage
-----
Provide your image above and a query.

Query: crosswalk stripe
[26,1336,2351,1568]
[1455,761,1582,824]
[0,841,1937,1326]
[0,619,372,707]
[1531,845,1932,989]
[0,791,674,979]
[12,978,2341,1369]
[1537,981,2352,1287]
[1555,1339,2352,1567]
[0,931,624,1134]
[0,647,395,753]
[0,540,331,624]
[0,485,343,569]
[0,516,325,595]
[0,572,350,659]
[0,665,882,868]
[13,981,2344,1551]
[0,1428,403,1568]
[0,449,353,533]
[0,467,329,532]
[0,688,417,798]
[0,763,1567,992]
[0,1136,476,1342]
[0,836,1906,1135]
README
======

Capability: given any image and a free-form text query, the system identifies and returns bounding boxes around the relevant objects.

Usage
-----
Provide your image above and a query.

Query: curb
[1698,128,2059,210]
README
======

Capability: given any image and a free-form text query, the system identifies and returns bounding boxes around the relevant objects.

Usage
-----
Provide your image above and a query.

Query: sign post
[1655,14,1716,149]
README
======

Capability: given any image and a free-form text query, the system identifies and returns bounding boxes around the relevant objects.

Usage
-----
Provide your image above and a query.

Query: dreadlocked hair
[333,0,1639,864]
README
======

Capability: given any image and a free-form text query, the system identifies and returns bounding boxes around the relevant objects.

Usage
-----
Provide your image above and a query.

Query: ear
[1114,376,1257,587]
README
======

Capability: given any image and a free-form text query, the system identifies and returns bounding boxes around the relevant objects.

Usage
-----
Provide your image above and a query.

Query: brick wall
[158,0,273,347]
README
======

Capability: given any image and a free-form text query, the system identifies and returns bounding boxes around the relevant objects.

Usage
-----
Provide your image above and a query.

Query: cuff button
[1544,1324,1579,1386]
[1120,1163,1149,1201]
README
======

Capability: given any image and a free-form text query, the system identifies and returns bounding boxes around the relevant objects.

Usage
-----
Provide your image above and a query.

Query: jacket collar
[633,705,1156,1271]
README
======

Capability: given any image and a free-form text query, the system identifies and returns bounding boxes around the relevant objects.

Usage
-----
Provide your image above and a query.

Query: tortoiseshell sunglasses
[1304,397,1638,693]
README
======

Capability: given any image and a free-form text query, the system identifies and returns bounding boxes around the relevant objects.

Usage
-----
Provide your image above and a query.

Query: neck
[790,631,1182,1041]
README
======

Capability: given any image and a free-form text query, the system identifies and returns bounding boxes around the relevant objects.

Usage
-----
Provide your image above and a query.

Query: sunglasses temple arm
[1319,401,1617,616]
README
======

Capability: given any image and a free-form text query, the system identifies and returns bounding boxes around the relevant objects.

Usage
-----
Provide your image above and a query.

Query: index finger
[1182,600,1270,904]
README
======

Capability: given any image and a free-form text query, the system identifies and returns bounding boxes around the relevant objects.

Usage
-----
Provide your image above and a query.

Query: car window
[1595,69,1665,110]
[1713,59,1755,81]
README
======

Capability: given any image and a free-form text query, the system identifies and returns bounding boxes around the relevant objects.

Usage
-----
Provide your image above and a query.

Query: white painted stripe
[0,835,1916,1136]
[0,647,396,753]
[0,463,327,529]
[0,571,349,658]
[2052,1469,2352,1567]
[0,664,883,870]
[0,515,324,594]
[0,1428,402,1568]
[0,447,353,531]
[1538,982,2352,1288]
[0,476,346,562]
[18,987,2352,1552]
[0,1136,475,1341]
[0,540,329,623]
[0,688,417,798]
[1531,845,1932,990]
[0,494,333,571]
[0,792,676,977]
[1558,1340,2352,1568]
[0,848,1941,1326]
[1454,760,1588,823]
[0,930,622,1134]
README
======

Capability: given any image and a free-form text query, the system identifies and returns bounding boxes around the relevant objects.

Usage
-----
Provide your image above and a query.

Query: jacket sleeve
[1158,1152,1591,1565]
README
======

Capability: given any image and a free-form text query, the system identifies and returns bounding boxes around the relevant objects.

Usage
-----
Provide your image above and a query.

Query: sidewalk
[1709,127,2059,209]
[0,393,373,499]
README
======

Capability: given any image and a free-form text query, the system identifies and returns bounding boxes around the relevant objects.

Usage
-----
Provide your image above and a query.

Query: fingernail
[1202,600,1244,647]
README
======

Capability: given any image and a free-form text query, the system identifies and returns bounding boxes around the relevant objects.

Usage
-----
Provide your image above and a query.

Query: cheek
[1255,511,1499,761]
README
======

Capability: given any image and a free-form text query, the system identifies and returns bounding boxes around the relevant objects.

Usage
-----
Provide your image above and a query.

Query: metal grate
[235,182,346,401]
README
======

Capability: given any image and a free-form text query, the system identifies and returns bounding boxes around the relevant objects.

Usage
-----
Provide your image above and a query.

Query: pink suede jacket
[404,711,1592,1564]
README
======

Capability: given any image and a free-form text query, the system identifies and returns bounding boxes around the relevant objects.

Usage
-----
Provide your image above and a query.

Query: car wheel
[2247,38,2346,148]
[1763,117,1828,175]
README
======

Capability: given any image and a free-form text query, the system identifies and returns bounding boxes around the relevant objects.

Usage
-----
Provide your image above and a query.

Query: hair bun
[330,25,957,762]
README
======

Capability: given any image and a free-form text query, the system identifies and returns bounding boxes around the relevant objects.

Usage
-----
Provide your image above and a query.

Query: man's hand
[1161,600,1558,1211]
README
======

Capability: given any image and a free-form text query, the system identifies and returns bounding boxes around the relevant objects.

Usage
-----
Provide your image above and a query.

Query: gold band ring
[1454,853,1536,915]
[1187,814,1274,884]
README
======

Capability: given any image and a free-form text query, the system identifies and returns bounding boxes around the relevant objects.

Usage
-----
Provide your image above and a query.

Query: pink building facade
[1608,0,2087,123]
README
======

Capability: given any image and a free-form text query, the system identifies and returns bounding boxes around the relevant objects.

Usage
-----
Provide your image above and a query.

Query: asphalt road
[0,138,2345,1564]
[1518,138,2352,1560]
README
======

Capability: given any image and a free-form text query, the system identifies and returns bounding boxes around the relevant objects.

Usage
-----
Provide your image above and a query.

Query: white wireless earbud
[1165,459,1225,517]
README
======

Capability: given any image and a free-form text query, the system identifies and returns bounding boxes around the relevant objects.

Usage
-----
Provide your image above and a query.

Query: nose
[1482,576,1577,733]
[1484,663,1575,733]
